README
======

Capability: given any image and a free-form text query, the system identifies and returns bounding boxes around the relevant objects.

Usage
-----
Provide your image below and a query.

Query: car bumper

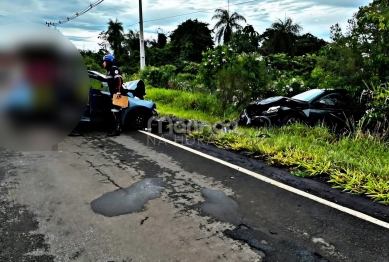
[147,108,158,124]
[239,110,280,126]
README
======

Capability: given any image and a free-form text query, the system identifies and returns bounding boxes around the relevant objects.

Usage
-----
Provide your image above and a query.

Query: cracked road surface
[1,130,389,262]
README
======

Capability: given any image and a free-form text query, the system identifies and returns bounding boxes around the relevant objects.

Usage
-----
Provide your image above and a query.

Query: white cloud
[0,0,372,51]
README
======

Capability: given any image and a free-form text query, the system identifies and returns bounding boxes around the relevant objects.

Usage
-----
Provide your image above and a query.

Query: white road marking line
[139,130,389,230]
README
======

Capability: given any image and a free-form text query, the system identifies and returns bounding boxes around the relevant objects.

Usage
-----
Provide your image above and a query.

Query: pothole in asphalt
[225,226,276,254]
[197,187,244,225]
[90,178,166,217]
[225,227,330,262]
[197,188,330,261]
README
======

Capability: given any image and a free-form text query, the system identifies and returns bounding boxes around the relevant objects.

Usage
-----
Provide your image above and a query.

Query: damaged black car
[238,88,366,131]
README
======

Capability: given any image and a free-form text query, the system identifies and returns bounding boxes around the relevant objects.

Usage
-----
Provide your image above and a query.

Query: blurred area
[0,22,89,152]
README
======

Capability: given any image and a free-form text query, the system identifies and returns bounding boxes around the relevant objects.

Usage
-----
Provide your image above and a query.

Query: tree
[97,30,109,53]
[329,23,343,42]
[310,21,364,93]
[259,17,303,56]
[122,29,140,54]
[146,29,168,49]
[242,24,260,47]
[314,0,389,91]
[157,32,167,48]
[351,0,389,83]
[294,33,328,56]
[212,8,247,44]
[80,52,103,72]
[169,19,214,65]
[359,0,389,31]
[230,25,260,54]
[105,18,125,58]
[121,29,141,74]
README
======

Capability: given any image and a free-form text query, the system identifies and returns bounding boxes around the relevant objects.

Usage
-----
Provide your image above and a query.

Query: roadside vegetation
[80,0,389,204]
[140,85,389,205]
[189,125,389,204]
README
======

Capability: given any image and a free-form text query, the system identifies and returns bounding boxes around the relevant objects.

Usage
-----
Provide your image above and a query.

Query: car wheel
[281,114,304,126]
[258,116,273,128]
[126,109,151,130]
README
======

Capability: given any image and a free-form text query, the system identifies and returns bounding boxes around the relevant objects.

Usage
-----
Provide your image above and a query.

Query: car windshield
[291,89,324,102]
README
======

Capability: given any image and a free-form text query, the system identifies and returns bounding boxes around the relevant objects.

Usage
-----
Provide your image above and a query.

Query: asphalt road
[1,129,389,262]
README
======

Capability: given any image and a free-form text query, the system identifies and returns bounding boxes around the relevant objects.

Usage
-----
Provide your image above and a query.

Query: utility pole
[139,0,145,69]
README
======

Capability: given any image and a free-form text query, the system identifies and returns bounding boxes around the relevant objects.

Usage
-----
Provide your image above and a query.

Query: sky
[1,0,372,52]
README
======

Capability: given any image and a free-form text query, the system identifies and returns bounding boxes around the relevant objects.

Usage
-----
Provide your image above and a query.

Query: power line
[48,0,257,29]
[127,0,258,27]
[46,0,105,27]
[59,0,258,38]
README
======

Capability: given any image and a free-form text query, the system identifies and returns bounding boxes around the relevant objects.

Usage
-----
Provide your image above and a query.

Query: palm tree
[243,24,260,47]
[243,24,259,38]
[212,8,247,44]
[105,18,125,57]
[269,17,303,56]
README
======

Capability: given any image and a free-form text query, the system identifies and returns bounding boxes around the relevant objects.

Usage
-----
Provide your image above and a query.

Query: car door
[89,80,112,123]
[309,93,347,128]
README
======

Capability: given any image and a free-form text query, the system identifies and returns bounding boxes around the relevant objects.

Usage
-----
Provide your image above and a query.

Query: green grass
[145,86,239,123]
[151,104,222,123]
[143,85,389,205]
[188,125,389,204]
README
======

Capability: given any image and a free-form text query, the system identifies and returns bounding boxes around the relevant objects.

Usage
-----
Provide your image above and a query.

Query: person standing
[103,54,124,137]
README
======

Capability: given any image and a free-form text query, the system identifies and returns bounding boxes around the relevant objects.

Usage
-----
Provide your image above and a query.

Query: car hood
[251,96,286,106]
[129,97,155,108]
[251,96,309,106]
[245,96,308,116]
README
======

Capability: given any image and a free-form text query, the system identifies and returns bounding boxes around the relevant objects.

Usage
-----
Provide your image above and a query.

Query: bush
[197,45,233,90]
[237,53,271,99]
[83,56,102,72]
[214,63,252,112]
[357,82,389,141]
[160,64,177,87]
[168,73,197,92]
[183,62,200,75]
[268,75,308,97]
[197,45,272,96]
[139,64,177,88]
[139,66,163,87]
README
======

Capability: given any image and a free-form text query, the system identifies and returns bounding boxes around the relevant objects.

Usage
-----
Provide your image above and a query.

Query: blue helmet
[103,54,115,62]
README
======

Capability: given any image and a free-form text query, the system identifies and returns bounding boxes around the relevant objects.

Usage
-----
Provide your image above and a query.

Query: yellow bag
[113,94,129,108]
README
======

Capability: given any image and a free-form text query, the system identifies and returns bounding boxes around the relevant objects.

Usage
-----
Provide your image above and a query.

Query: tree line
[81,7,327,75]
